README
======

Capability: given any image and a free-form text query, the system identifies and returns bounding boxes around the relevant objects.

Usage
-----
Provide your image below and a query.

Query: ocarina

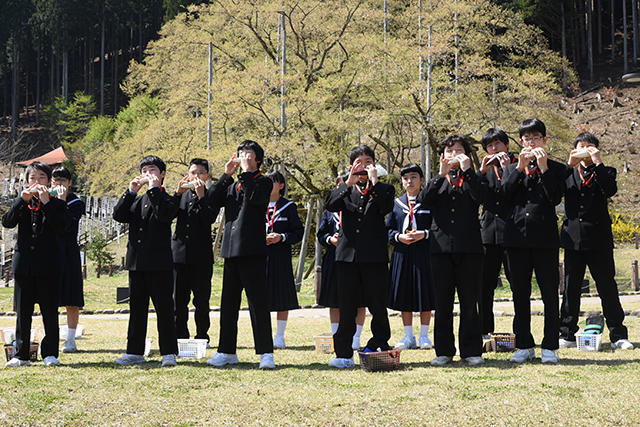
[138,176,151,184]
[49,188,58,196]
[232,157,242,164]
[448,159,460,168]
[486,155,500,166]
[181,181,196,189]
[353,169,369,176]
[524,151,536,159]
[573,149,591,159]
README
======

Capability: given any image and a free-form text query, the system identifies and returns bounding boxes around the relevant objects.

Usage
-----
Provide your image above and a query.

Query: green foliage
[610,210,640,244]
[86,234,115,271]
[42,91,97,147]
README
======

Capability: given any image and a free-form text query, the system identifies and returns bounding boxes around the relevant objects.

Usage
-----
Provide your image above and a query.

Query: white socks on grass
[420,324,430,338]
[67,328,76,343]
[404,325,414,338]
[275,320,287,339]
[354,324,363,340]
[330,323,339,335]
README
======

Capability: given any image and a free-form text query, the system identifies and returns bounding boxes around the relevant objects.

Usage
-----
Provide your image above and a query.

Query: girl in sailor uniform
[317,174,367,349]
[386,164,434,350]
[265,171,304,349]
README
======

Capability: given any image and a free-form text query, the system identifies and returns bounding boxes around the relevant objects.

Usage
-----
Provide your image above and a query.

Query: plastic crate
[177,339,208,359]
[575,332,602,351]
[4,343,39,362]
[3,328,40,344]
[357,349,401,372]
[313,333,334,354]
[489,333,516,352]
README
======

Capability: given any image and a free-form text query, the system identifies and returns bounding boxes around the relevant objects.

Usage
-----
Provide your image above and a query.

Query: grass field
[0,314,639,425]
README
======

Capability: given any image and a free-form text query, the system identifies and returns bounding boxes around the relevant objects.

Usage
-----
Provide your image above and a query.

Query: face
[520,131,547,149]
[52,176,71,188]
[402,172,424,194]
[352,154,374,181]
[485,140,508,155]
[270,179,285,199]
[188,164,210,181]
[27,169,50,186]
[443,142,466,160]
[140,165,166,181]
[238,148,259,170]
[575,140,596,164]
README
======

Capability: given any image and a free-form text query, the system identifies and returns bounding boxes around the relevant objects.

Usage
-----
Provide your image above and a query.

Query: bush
[86,234,115,277]
[610,210,640,244]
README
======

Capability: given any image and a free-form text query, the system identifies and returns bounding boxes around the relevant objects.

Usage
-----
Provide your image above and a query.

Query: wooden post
[109,264,113,277]
[558,261,565,294]
[83,264,87,280]
[296,197,315,290]
[632,260,639,291]
[313,196,323,302]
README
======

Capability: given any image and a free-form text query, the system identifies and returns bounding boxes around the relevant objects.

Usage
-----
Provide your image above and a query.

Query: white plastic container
[177,339,208,359]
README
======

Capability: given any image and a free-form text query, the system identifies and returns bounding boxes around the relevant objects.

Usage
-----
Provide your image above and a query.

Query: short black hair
[25,161,52,181]
[139,155,166,173]
[266,170,286,196]
[52,166,72,180]
[438,135,472,155]
[237,140,264,167]
[348,145,375,165]
[574,132,600,148]
[481,128,509,151]
[519,118,546,137]
[400,163,424,178]
[189,158,209,172]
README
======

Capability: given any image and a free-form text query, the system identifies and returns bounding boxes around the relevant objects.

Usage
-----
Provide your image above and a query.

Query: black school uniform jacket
[502,159,567,248]
[561,163,616,251]
[2,196,66,277]
[266,197,304,253]
[205,171,271,259]
[171,189,219,265]
[325,180,395,263]
[317,209,340,249]
[479,155,516,245]
[113,187,178,271]
[419,168,486,254]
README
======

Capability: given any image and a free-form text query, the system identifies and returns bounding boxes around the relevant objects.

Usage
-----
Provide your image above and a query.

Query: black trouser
[504,247,559,350]
[14,275,59,360]
[431,253,483,358]
[127,271,178,356]
[479,244,510,335]
[218,256,273,355]
[174,263,213,342]
[560,248,628,342]
[334,261,391,358]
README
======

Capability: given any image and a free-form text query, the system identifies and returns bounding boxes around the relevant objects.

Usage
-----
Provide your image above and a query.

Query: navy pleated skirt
[266,249,299,312]
[388,246,435,312]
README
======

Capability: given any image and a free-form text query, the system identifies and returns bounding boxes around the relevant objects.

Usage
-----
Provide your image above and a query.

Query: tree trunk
[62,50,69,102]
[24,58,29,120]
[624,0,629,73]
[578,0,587,63]
[11,49,19,140]
[588,0,594,80]
[83,39,88,93]
[633,0,638,64]
[113,34,118,115]
[36,45,40,124]
[612,0,616,61]
[100,18,105,115]
[139,12,143,62]
[597,0,603,53]
[50,48,55,104]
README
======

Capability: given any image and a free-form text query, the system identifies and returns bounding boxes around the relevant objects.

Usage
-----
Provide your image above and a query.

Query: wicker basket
[357,349,401,372]
[4,343,39,362]
[313,333,334,354]
[489,333,516,352]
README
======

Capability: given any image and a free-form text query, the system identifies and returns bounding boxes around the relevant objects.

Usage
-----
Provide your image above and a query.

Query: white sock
[276,320,287,338]
[420,324,430,338]
[67,328,76,342]
[404,325,414,338]
[330,323,339,334]
[354,324,363,338]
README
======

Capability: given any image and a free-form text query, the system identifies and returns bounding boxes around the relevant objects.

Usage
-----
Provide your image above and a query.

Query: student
[325,145,395,369]
[317,174,367,349]
[205,140,276,369]
[421,136,485,366]
[172,158,218,345]
[264,170,304,349]
[387,163,434,350]
[3,161,66,367]
[50,166,85,353]
[477,128,515,337]
[559,132,633,350]
[112,155,179,367]
[502,118,566,364]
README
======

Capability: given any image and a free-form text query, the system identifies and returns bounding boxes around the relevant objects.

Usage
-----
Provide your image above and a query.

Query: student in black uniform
[559,132,633,350]
[50,167,85,354]
[113,155,179,367]
[502,118,566,364]
[317,174,367,347]
[421,136,485,366]
[264,170,304,349]
[325,145,395,369]
[3,161,66,367]
[172,158,218,345]
[387,164,435,350]
[477,128,515,338]
[205,140,276,369]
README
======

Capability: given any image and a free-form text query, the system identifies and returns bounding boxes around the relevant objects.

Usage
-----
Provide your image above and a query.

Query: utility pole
[207,42,212,151]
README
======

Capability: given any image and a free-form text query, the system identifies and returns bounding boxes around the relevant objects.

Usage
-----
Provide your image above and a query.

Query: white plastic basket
[575,332,602,351]
[177,339,208,359]
[2,328,39,344]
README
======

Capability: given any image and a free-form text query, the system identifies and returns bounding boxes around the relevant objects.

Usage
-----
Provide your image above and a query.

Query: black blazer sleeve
[2,196,27,228]
[594,164,617,198]
[146,187,178,224]
[206,173,234,210]
[419,175,446,205]
[325,184,350,212]
[368,182,395,216]
[64,197,84,234]
[386,208,400,246]
[282,203,304,245]
[539,163,566,206]
[238,172,271,206]
[113,190,137,223]
[317,211,334,248]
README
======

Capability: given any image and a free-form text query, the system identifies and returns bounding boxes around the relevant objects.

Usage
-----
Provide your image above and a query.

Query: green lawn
[0,315,638,425]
